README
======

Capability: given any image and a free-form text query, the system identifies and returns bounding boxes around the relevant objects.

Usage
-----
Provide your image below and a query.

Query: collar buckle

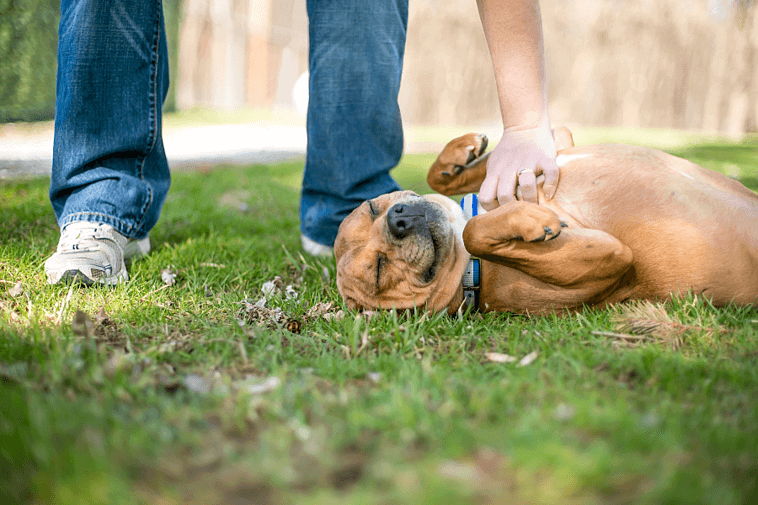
[462,258,480,311]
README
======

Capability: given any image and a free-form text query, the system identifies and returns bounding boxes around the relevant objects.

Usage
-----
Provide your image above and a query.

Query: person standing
[299,0,558,255]
[45,0,557,284]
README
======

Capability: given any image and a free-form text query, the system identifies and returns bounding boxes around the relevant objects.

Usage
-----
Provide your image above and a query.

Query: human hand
[478,124,558,210]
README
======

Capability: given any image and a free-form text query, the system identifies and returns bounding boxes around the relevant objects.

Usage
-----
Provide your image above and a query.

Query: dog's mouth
[381,194,455,286]
[412,205,452,285]
[421,228,441,284]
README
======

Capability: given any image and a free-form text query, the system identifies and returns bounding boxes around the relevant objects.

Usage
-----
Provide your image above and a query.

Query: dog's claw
[465,149,477,165]
[527,226,562,242]
[479,135,488,155]
[453,165,465,175]
[529,233,547,243]
[560,221,568,228]
[441,171,451,177]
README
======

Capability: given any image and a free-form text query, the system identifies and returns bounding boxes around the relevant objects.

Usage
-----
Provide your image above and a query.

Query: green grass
[1,133,758,505]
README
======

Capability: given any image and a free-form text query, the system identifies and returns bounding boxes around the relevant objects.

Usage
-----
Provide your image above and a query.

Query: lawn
[1,131,757,505]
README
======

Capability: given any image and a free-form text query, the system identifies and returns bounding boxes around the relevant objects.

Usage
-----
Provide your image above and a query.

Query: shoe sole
[47,236,148,286]
[52,265,129,287]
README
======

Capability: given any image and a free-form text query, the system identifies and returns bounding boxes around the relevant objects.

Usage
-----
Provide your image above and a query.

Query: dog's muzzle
[387,202,429,240]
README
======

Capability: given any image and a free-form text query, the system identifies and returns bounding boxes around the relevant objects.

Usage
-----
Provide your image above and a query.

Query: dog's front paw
[438,133,488,176]
[427,133,488,195]
[509,203,566,242]
[463,201,567,258]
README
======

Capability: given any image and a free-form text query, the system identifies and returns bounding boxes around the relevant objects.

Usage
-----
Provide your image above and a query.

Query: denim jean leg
[50,0,170,240]
[301,0,408,247]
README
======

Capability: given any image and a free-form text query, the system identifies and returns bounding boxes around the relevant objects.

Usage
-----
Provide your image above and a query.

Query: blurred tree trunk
[171,0,758,136]
[176,0,306,111]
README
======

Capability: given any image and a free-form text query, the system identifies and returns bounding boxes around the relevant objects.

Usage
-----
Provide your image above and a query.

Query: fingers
[540,157,560,200]
[516,169,538,204]
[479,174,502,211]
[479,126,559,209]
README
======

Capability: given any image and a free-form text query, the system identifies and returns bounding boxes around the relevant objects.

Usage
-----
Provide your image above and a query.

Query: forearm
[476,0,549,130]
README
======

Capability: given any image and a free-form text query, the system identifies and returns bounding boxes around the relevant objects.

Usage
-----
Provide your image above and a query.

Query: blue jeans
[301,0,407,247]
[50,0,169,240]
[50,0,406,246]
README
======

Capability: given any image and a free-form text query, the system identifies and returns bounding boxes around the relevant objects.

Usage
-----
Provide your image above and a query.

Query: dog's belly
[537,145,758,305]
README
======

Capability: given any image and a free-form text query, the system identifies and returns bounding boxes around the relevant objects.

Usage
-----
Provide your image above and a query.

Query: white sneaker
[44,222,150,286]
[301,234,333,257]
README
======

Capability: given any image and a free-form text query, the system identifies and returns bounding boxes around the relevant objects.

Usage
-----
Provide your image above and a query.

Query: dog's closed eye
[368,200,379,218]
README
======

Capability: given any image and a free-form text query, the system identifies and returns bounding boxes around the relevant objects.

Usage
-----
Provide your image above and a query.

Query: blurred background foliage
[0,0,59,123]
[1,0,757,135]
[0,0,182,123]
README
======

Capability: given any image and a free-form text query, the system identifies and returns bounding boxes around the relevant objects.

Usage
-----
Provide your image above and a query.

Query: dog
[334,128,758,314]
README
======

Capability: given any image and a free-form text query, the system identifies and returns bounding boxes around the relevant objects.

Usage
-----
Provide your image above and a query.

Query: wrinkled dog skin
[335,128,758,314]
[335,191,469,312]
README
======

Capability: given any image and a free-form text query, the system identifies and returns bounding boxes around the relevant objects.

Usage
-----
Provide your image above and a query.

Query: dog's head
[334,191,470,313]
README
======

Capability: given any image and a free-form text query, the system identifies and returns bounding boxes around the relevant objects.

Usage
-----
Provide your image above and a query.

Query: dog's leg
[464,201,633,301]
[427,133,489,195]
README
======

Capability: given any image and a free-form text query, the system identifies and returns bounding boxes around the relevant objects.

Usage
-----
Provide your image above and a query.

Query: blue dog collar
[460,194,481,311]
[460,193,484,220]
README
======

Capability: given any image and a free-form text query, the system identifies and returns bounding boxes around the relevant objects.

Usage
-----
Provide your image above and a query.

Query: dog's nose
[387,203,425,239]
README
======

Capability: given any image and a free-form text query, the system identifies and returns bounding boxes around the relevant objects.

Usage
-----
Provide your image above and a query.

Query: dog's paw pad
[437,133,489,173]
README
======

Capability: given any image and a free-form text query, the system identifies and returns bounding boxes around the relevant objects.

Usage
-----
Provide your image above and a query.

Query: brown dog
[334,128,758,314]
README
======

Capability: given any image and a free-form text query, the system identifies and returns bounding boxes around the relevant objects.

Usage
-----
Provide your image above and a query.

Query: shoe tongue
[62,222,113,243]
[64,221,101,233]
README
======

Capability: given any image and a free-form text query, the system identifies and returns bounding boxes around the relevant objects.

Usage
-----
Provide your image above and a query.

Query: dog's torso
[334,132,758,314]
[474,144,758,313]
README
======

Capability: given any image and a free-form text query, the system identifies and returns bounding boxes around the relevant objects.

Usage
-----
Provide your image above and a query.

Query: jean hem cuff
[59,212,147,240]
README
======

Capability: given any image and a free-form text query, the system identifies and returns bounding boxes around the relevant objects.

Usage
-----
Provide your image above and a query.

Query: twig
[354,331,370,357]
[139,283,171,302]
[591,330,650,341]
[55,284,74,325]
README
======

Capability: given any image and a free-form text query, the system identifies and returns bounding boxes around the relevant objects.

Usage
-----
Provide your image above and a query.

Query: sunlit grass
[1,131,757,505]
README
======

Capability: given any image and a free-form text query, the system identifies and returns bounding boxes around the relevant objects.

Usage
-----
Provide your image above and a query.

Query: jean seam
[134,1,161,235]
[61,212,134,233]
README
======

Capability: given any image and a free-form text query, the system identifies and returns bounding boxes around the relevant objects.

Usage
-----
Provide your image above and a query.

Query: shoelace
[58,224,115,253]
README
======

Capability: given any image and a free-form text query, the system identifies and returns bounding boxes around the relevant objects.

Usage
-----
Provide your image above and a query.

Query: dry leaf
[518,351,539,366]
[8,281,23,297]
[284,285,298,300]
[235,376,280,395]
[261,280,278,297]
[183,374,211,395]
[94,307,110,325]
[71,310,94,339]
[485,352,517,363]
[610,300,726,349]
[306,302,344,321]
[161,268,177,286]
